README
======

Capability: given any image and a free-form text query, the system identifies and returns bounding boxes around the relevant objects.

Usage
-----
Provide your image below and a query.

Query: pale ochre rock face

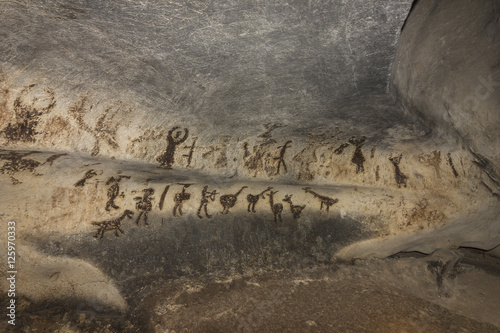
[0,0,498,321]
[0,244,127,312]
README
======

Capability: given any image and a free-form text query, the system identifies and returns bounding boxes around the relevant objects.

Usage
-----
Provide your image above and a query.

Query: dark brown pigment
[157,126,189,169]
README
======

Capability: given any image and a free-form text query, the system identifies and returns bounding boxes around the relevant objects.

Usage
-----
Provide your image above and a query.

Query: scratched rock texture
[0,0,499,331]
[0,0,418,163]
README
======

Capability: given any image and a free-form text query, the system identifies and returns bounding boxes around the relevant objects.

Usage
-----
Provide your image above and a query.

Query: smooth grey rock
[392,0,500,191]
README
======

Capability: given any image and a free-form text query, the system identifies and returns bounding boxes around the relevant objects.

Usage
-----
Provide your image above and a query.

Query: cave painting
[1,84,56,143]
[247,186,273,213]
[334,136,367,174]
[389,154,408,188]
[157,126,189,169]
[0,150,42,184]
[267,190,283,224]
[348,136,367,173]
[220,186,248,214]
[82,180,352,239]
[274,140,292,175]
[333,143,350,155]
[258,123,284,139]
[292,134,324,182]
[243,147,266,176]
[74,169,98,187]
[197,185,218,219]
[419,150,441,177]
[283,194,306,219]
[182,137,197,167]
[214,135,231,168]
[173,183,192,217]
[105,175,130,211]
[43,153,67,166]
[68,96,124,156]
[159,185,171,210]
[134,188,155,225]
[303,187,338,212]
[447,153,459,178]
[242,124,287,177]
[92,210,134,239]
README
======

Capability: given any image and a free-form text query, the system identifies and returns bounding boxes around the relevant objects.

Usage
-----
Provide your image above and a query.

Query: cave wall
[392,0,500,192]
[0,0,499,314]
[0,0,413,156]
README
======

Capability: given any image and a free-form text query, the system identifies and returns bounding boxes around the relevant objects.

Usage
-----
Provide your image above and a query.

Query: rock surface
[0,0,499,331]
[392,0,500,185]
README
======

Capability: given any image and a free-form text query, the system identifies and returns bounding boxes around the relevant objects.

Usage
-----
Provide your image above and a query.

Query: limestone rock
[0,0,498,328]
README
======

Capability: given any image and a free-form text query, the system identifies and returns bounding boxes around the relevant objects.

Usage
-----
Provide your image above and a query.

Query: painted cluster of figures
[154,125,293,175]
[82,172,339,239]
[0,82,411,186]
[151,126,411,189]
[1,84,462,192]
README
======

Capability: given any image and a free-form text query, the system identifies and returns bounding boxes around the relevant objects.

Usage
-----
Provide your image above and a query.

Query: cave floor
[3,248,499,333]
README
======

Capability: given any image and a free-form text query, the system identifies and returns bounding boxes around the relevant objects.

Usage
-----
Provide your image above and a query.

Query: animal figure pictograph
[74,169,98,187]
[173,183,192,217]
[267,190,283,223]
[134,188,154,225]
[220,186,248,214]
[197,185,218,219]
[274,140,292,175]
[246,186,273,213]
[105,175,130,211]
[92,210,134,239]
[303,187,338,212]
[283,194,306,219]
[389,154,408,188]
[157,126,189,169]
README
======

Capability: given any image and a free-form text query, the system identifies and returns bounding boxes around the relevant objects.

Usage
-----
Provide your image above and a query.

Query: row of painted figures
[90,181,339,239]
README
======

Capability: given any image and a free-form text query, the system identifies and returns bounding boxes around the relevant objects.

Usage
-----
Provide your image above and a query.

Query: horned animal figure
[389,154,408,188]
[283,194,306,219]
[92,210,134,239]
[268,190,283,224]
[247,186,273,213]
[302,187,338,212]
[220,186,248,214]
